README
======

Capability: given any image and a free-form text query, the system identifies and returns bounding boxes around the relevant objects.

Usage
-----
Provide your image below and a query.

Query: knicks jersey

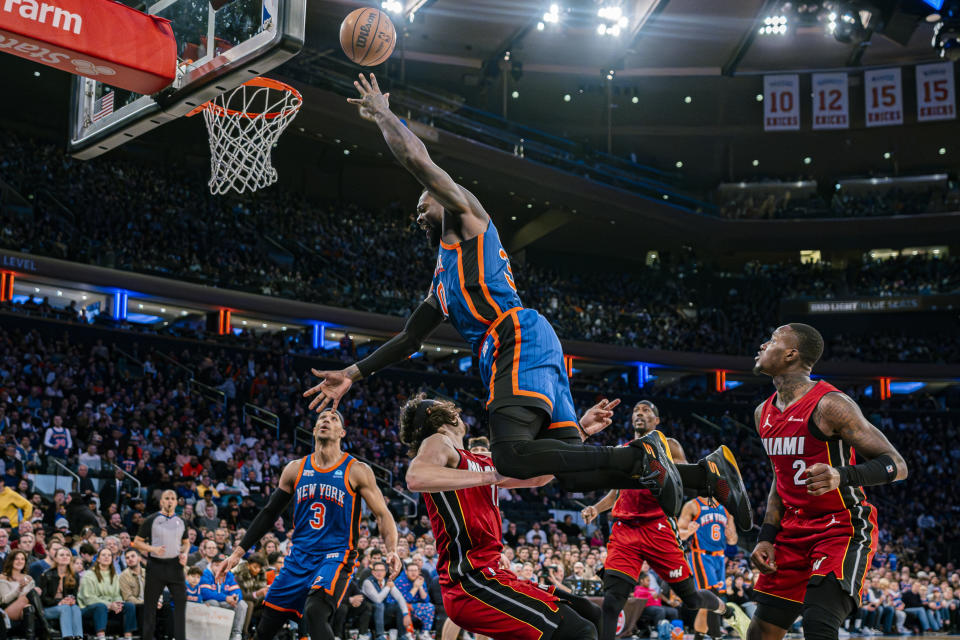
[430,220,523,351]
[758,380,867,516]
[291,453,360,554]
[46,427,69,450]
[424,449,502,587]
[690,498,728,553]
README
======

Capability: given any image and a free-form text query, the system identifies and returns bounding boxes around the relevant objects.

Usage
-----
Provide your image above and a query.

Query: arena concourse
[0,1,958,640]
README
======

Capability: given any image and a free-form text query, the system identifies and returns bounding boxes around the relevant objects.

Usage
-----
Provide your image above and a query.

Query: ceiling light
[939,147,947,155]
[662,194,669,200]
[511,216,517,220]
[596,23,607,36]
[343,149,350,155]
[537,21,545,30]
[511,90,519,99]
[181,310,188,315]
[262,323,267,328]
[380,0,402,14]
[883,151,892,159]
[82,295,87,300]
[752,159,759,167]
[631,96,639,103]
[755,93,763,101]
[281,326,287,331]
[56,290,62,296]
[683,96,692,104]
[563,93,571,102]
[675,161,683,168]
[803,156,812,164]
[138,304,143,309]
[33,71,40,77]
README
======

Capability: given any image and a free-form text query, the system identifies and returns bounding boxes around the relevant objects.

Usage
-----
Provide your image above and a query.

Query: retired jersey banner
[763,74,800,131]
[864,68,903,127]
[811,72,849,129]
[916,61,956,122]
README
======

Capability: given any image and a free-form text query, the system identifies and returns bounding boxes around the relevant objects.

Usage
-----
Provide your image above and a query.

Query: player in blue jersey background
[679,497,739,640]
[218,409,400,640]
[305,73,753,531]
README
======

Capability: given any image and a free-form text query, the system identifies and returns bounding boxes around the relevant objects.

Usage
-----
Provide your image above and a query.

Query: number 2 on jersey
[792,459,807,486]
[309,502,326,529]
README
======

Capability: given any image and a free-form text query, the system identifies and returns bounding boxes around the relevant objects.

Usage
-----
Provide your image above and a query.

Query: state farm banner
[811,72,849,129]
[0,0,176,94]
[864,68,903,127]
[763,74,800,131]
[916,61,956,122]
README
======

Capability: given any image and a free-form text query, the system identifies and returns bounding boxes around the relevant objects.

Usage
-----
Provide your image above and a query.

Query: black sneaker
[629,430,683,518]
[702,445,753,532]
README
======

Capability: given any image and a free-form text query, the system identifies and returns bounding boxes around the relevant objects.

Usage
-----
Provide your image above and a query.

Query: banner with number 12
[811,72,849,130]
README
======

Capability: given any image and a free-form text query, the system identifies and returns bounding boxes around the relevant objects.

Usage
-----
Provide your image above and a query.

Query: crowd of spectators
[0,303,955,638]
[2,131,959,364]
[718,183,960,220]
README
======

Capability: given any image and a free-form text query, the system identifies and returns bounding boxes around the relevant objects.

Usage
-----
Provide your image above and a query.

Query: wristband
[758,523,780,544]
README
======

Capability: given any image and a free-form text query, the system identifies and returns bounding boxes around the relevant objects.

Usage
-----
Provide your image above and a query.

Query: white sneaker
[837,627,850,638]
[230,634,243,640]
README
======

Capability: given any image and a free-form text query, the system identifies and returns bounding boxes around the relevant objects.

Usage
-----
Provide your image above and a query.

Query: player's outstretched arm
[352,462,402,576]
[805,392,908,496]
[348,73,485,221]
[676,499,700,541]
[304,297,445,413]
[220,459,298,579]
[406,434,502,492]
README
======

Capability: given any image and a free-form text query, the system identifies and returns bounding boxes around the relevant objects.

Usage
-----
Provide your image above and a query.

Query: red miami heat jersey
[424,449,502,587]
[758,380,868,516]
[612,440,663,521]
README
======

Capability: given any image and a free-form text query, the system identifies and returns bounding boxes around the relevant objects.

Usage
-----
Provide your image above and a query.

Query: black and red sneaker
[702,445,753,532]
[629,430,683,518]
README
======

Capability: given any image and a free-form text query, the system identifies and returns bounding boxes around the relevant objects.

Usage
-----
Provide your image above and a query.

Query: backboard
[69,0,305,160]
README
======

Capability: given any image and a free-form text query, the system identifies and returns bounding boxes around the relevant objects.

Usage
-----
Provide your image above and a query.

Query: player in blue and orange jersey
[678,496,739,640]
[748,323,908,640]
[218,409,399,640]
[305,72,751,529]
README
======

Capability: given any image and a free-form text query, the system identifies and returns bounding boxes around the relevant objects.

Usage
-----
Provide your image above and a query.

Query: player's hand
[581,505,598,525]
[579,398,621,438]
[216,551,242,583]
[750,541,778,574]
[805,463,841,496]
[304,368,354,413]
[385,551,402,578]
[347,73,391,122]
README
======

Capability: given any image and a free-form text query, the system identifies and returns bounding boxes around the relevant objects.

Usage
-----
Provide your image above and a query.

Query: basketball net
[188,77,302,195]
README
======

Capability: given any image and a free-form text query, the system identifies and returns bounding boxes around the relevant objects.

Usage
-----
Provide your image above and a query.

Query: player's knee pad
[303,589,336,624]
[553,603,598,640]
[601,573,634,614]
[801,576,855,640]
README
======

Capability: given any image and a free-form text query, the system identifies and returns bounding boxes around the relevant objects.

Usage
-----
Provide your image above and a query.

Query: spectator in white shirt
[525,521,548,546]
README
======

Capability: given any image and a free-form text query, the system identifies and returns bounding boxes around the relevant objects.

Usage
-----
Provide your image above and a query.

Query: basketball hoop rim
[185,77,302,120]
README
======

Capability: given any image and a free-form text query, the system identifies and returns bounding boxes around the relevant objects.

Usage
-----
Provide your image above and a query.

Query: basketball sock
[708,611,723,637]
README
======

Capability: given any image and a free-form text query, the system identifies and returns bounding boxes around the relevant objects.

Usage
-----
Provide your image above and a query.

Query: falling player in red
[582,401,751,640]
[749,324,908,640]
[401,393,617,640]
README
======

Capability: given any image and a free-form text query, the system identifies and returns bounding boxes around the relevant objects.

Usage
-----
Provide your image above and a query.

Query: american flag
[91,91,114,122]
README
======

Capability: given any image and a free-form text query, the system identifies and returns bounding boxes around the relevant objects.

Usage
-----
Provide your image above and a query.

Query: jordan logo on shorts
[812,557,825,570]
[657,522,666,530]
[828,516,839,526]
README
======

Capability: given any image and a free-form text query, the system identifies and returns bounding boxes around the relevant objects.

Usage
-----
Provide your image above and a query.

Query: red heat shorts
[755,502,878,604]
[442,566,562,640]
[604,517,691,585]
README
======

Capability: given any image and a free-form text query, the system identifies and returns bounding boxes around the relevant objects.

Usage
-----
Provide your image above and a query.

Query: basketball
[340,8,396,67]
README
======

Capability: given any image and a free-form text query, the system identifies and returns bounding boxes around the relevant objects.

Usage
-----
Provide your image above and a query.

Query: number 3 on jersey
[309,502,326,529]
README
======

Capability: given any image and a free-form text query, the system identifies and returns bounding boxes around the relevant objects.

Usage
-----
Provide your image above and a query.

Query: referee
[132,489,189,640]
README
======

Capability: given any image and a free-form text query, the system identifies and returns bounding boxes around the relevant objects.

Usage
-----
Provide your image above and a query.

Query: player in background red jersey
[400,393,619,640]
[749,324,908,640]
[583,401,751,640]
